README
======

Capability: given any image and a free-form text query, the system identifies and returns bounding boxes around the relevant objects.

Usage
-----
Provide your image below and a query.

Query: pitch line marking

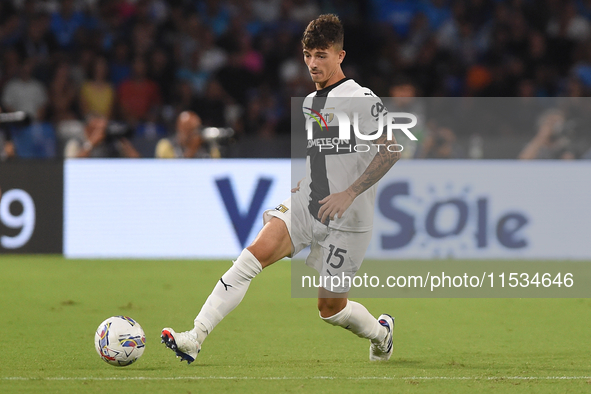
[3,376,591,381]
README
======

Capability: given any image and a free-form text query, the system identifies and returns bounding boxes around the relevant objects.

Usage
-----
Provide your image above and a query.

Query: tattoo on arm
[349,133,400,197]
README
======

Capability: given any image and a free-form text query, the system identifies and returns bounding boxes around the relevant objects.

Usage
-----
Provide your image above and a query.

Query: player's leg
[247,216,292,268]
[317,287,392,357]
[162,215,293,363]
[315,230,394,361]
[190,216,290,339]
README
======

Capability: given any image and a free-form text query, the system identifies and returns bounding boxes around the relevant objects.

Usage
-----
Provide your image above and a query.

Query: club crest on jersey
[275,204,289,213]
[321,108,335,124]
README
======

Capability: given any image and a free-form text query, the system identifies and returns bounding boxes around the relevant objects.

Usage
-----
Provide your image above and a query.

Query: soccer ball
[94,316,146,366]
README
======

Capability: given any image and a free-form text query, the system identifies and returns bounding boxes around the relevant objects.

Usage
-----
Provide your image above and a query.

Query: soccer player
[162,14,399,363]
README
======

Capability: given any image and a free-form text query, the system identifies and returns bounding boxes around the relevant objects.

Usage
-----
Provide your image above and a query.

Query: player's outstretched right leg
[160,218,291,365]
[161,328,201,364]
[160,249,262,364]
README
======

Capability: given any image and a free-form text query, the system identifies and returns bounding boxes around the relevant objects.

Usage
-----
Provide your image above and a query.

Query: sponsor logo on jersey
[303,107,328,130]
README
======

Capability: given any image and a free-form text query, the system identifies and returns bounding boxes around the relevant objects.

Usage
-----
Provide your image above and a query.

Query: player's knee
[247,218,290,267]
[247,237,286,267]
[319,299,351,327]
[317,297,348,318]
[246,243,274,267]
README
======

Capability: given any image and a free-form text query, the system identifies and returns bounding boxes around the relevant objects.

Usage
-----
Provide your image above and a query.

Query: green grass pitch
[1,255,590,393]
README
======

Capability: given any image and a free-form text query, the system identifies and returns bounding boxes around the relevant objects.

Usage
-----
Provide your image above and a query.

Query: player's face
[303,46,344,85]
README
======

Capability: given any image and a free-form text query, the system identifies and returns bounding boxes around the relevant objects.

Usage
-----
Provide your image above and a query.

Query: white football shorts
[263,190,372,293]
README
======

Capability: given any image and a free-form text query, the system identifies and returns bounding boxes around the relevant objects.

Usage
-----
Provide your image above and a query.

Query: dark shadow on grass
[390,359,423,366]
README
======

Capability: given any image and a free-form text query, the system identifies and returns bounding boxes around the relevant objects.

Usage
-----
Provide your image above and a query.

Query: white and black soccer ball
[94,316,146,366]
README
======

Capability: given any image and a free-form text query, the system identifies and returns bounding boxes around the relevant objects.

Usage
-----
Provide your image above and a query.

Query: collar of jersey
[314,77,351,97]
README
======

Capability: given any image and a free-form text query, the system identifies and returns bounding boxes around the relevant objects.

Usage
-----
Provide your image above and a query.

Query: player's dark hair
[302,14,344,51]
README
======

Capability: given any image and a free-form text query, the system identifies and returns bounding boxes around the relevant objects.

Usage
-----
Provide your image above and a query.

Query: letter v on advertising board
[215,177,273,248]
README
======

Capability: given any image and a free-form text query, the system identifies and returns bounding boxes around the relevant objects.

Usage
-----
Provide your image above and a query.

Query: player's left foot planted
[161,328,201,364]
[369,314,394,361]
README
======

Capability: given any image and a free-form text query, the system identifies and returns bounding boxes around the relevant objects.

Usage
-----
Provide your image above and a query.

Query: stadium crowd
[0,0,591,159]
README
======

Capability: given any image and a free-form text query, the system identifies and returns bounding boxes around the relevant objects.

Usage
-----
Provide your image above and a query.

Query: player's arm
[318,133,400,223]
[350,133,400,195]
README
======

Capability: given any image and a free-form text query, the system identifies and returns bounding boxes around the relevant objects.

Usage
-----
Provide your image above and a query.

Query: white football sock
[321,300,387,343]
[192,249,262,343]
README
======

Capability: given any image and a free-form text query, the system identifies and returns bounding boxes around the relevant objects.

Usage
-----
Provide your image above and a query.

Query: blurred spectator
[50,0,85,50]
[158,2,187,44]
[0,4,22,48]
[14,14,56,74]
[49,61,78,122]
[170,80,197,122]
[70,48,96,86]
[177,48,210,95]
[10,109,56,159]
[465,65,493,96]
[80,56,115,119]
[290,0,321,25]
[524,30,549,79]
[217,52,256,106]
[388,76,425,158]
[235,1,265,37]
[1,58,47,120]
[251,0,282,23]
[198,0,231,37]
[117,57,161,126]
[109,41,132,87]
[131,21,156,58]
[0,128,15,161]
[64,115,139,158]
[420,0,452,31]
[177,13,203,68]
[238,33,263,74]
[547,1,590,42]
[55,116,85,156]
[399,12,431,65]
[243,96,270,136]
[199,28,227,73]
[416,126,464,159]
[149,47,176,105]
[194,79,231,127]
[0,2,17,27]
[279,44,311,86]
[0,48,21,93]
[0,107,16,161]
[155,110,204,158]
[518,109,576,160]
[373,0,418,38]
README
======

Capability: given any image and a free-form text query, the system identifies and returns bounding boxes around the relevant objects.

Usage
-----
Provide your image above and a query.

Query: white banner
[65,160,591,259]
[64,160,291,258]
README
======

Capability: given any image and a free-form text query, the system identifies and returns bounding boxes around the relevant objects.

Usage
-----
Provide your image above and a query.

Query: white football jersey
[299,78,387,232]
